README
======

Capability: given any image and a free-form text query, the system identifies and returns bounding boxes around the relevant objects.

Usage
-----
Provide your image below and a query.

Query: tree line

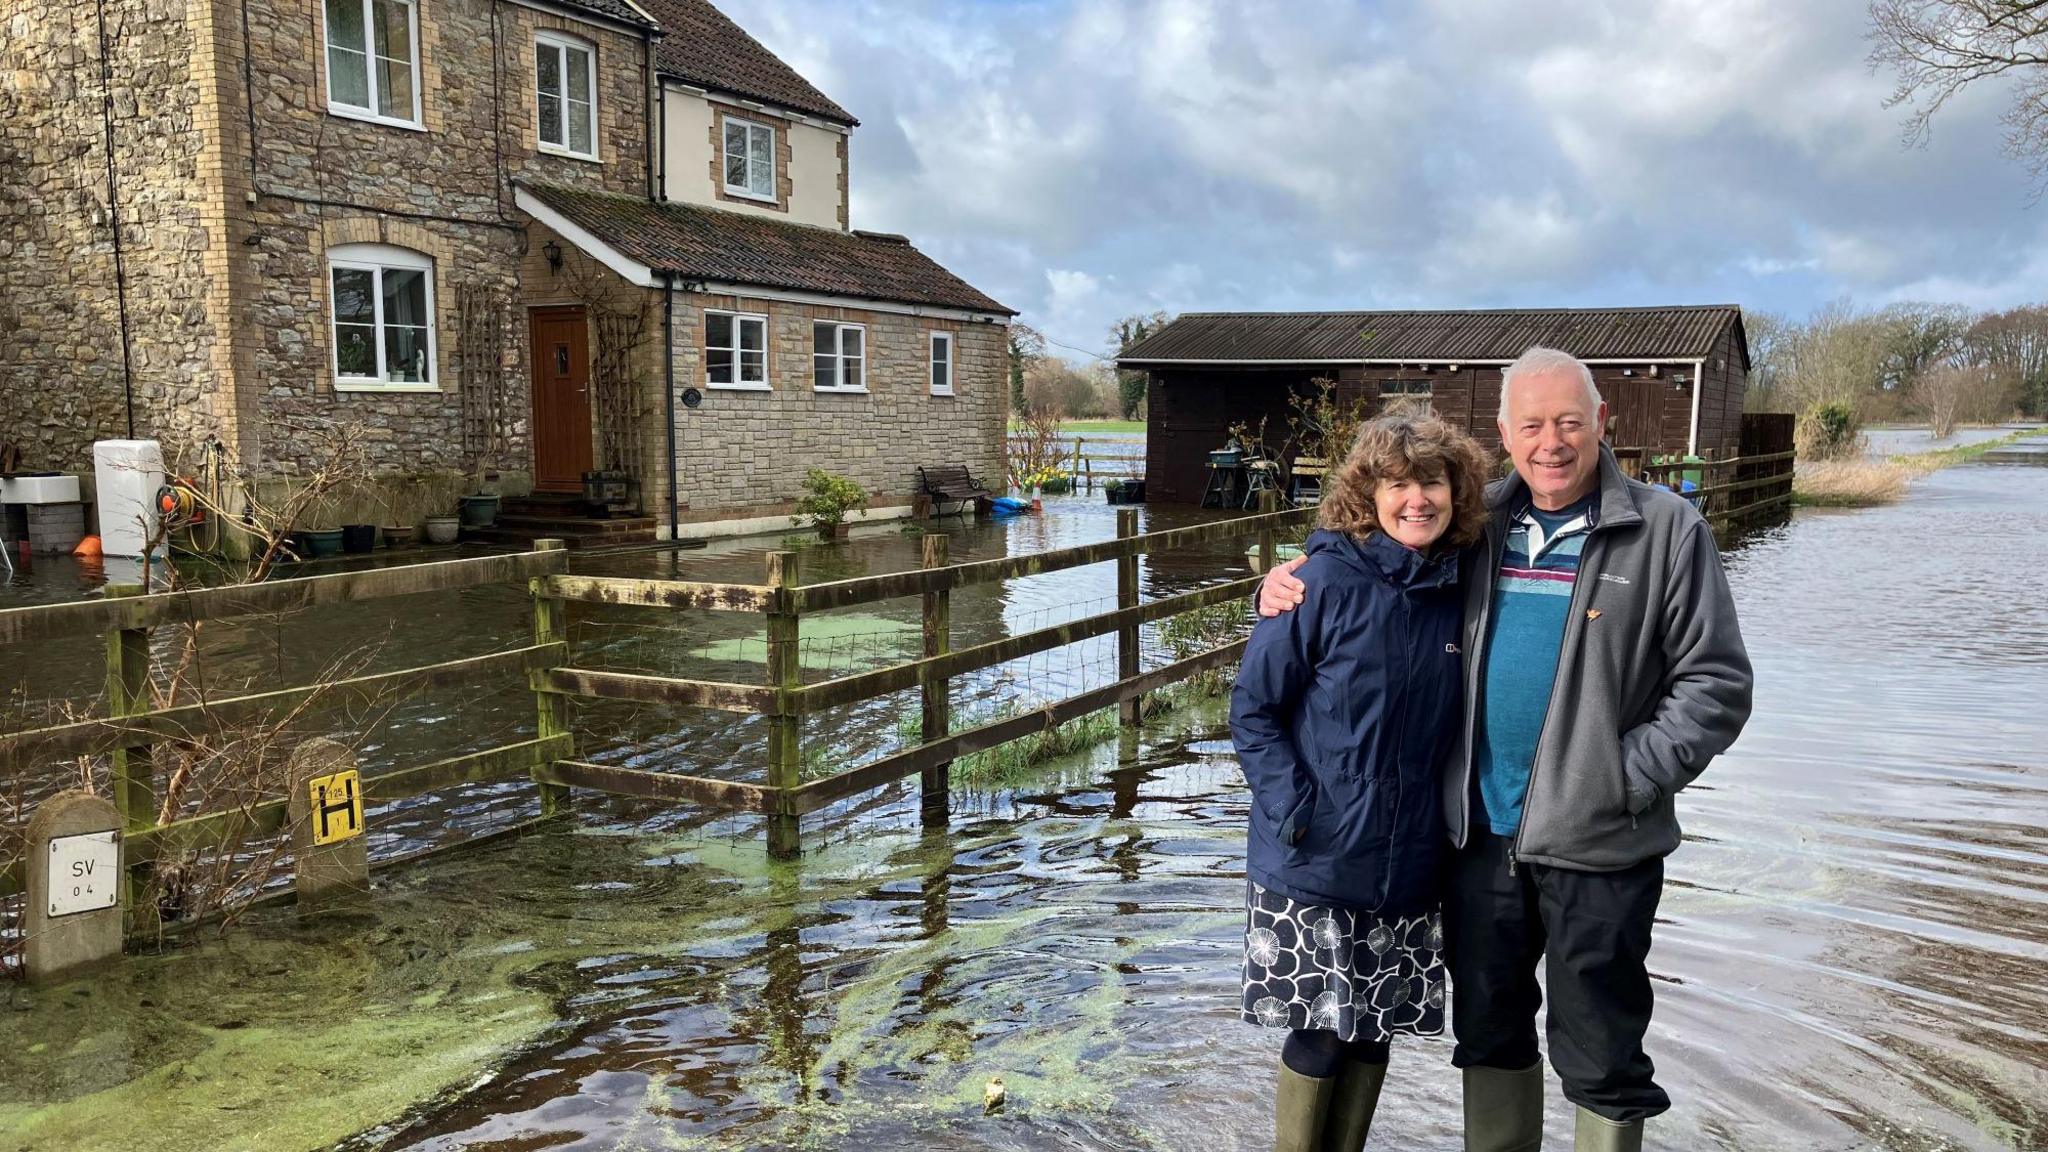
[1746,300,2048,455]
[1007,312,1174,421]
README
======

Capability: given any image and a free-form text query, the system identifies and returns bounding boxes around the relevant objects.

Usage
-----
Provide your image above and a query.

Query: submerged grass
[1794,428,2036,507]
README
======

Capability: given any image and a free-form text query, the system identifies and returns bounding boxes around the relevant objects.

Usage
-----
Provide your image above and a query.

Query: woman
[1230,410,1490,1151]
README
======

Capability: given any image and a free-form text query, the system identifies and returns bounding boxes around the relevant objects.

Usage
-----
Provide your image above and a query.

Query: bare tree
[1744,310,1793,411]
[1870,0,2048,191]
[1914,363,1971,436]
[1964,303,2048,414]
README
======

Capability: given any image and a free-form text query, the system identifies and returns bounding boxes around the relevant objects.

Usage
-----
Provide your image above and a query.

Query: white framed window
[327,243,437,391]
[813,322,866,392]
[323,0,422,129]
[706,310,768,389]
[722,115,777,202]
[929,331,954,396]
[535,32,598,160]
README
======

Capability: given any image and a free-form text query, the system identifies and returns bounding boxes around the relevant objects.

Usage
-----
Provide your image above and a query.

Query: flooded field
[3,459,2046,1151]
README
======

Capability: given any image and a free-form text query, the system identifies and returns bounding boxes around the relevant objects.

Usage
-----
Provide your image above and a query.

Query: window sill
[539,143,602,165]
[328,104,426,133]
[334,380,441,393]
[708,381,771,392]
[724,186,779,205]
[929,388,956,398]
[813,386,870,395]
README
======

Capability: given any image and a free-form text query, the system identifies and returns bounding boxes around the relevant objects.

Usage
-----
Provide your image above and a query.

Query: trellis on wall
[457,283,511,479]
[591,308,648,491]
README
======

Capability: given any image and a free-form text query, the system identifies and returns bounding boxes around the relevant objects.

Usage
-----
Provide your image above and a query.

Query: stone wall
[0,0,224,473]
[664,291,1008,521]
[233,0,654,476]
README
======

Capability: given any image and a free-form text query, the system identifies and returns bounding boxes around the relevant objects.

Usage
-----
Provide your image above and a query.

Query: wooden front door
[530,306,592,492]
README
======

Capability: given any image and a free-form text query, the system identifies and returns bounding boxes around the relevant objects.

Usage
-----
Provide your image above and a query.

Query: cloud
[723,0,2048,358]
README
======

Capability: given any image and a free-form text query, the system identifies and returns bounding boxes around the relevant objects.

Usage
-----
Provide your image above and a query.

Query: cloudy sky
[725,0,2045,361]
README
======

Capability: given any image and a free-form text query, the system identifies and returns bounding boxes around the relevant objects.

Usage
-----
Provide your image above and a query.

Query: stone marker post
[25,790,125,983]
[286,737,370,914]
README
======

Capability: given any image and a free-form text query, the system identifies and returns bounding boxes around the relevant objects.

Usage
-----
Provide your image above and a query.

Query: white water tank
[93,440,167,557]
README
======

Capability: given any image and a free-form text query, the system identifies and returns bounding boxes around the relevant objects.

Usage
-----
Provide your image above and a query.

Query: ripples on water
[2,467,2045,1151]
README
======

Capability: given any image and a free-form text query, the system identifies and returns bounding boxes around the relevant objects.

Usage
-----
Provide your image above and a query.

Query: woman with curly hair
[1230,409,1491,1151]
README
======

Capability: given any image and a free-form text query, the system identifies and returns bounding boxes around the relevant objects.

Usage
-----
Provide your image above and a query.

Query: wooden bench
[916,464,993,518]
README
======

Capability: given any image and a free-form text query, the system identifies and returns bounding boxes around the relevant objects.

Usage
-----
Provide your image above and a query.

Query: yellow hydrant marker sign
[307,769,364,846]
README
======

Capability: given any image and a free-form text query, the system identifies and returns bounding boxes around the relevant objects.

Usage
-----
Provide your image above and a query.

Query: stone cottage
[0,0,1013,543]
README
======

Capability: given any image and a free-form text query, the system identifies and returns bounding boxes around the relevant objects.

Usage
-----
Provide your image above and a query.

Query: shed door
[1603,378,1663,451]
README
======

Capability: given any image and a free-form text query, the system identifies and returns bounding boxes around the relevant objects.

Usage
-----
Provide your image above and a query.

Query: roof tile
[522,182,1012,315]
[642,0,857,125]
[1118,307,1746,365]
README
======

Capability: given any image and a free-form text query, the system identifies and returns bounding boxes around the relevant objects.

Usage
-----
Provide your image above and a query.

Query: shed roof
[1117,306,1747,368]
[518,182,1013,315]
[641,0,858,125]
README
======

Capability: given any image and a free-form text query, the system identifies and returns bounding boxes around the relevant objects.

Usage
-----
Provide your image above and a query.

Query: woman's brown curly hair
[1318,409,1491,551]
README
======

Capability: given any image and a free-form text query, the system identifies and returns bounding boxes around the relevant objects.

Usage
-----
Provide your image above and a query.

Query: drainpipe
[642,32,656,201]
[663,273,679,541]
[95,0,136,438]
[1687,358,1705,456]
[656,79,667,200]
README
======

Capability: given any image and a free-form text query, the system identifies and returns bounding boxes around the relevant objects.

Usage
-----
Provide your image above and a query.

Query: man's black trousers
[1443,827,1669,1123]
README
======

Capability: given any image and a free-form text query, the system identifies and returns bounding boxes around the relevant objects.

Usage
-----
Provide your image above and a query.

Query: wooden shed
[1115,306,1751,504]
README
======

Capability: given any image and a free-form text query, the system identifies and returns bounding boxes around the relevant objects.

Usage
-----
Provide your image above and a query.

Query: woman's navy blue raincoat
[1230,529,1463,918]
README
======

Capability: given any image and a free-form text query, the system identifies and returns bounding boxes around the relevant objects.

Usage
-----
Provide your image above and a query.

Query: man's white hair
[1498,346,1603,423]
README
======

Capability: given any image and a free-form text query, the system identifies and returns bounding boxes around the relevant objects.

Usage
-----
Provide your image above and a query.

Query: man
[1258,346,1753,1151]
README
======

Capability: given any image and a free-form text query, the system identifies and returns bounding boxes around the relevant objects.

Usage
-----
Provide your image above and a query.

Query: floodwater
[3,461,2047,1151]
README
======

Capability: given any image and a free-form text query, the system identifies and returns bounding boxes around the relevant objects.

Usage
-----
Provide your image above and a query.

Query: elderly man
[1258,346,1752,1151]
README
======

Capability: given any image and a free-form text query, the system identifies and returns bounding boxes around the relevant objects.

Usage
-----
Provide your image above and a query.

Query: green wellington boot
[1275,1063,1337,1152]
[1318,1060,1387,1152]
[1572,1107,1643,1152]
[1464,1062,1545,1152]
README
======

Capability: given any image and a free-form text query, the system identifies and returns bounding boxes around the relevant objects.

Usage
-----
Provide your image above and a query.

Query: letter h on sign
[308,769,364,846]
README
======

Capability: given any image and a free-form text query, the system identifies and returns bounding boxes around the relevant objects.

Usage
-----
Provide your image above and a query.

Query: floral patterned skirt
[1240,880,1447,1043]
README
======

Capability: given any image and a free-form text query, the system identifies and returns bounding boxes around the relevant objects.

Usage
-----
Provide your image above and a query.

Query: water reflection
[2,469,2045,1150]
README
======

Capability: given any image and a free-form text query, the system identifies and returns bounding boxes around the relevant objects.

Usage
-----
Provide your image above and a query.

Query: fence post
[919,534,951,827]
[529,539,571,817]
[1257,489,1279,569]
[102,582,154,910]
[1116,508,1140,726]
[1072,437,1084,492]
[764,550,802,859]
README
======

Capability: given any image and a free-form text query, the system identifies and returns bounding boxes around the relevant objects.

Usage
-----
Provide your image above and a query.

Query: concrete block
[25,790,125,983]
[286,737,370,915]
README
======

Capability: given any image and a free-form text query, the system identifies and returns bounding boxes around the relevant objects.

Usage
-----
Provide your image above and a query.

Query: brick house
[0,0,1012,542]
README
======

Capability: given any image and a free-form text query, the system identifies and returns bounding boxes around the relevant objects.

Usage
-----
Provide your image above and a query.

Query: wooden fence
[1612,449,1796,529]
[1,503,1308,913]
[1006,436,1146,493]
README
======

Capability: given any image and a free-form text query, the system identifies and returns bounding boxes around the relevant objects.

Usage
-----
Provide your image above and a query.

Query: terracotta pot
[381,524,416,547]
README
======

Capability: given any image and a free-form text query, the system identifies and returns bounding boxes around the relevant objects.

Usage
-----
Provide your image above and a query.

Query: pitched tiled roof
[1118,307,1747,367]
[521,182,1013,314]
[641,0,857,125]
[555,0,659,30]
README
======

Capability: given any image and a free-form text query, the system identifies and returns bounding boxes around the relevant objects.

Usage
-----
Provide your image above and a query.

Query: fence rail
[2,501,1304,926]
[1613,447,1797,529]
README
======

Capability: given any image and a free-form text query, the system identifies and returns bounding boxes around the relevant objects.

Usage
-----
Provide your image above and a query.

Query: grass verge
[1794,428,2036,507]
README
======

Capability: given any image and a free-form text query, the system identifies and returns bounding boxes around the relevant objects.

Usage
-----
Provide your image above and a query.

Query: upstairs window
[536,33,597,160]
[328,244,436,390]
[929,332,954,396]
[813,322,866,392]
[723,115,776,201]
[324,0,421,128]
[706,310,768,388]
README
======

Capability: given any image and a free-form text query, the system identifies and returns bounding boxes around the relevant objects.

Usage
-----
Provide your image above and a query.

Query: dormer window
[323,0,421,128]
[536,33,598,160]
[722,115,776,201]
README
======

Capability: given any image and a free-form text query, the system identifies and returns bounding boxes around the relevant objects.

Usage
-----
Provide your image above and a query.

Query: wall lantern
[543,239,563,273]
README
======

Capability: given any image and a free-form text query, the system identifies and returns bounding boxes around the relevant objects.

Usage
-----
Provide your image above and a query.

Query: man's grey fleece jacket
[1443,446,1755,872]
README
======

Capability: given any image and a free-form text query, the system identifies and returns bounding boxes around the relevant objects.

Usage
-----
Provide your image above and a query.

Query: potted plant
[1104,478,1125,505]
[459,468,502,529]
[378,476,417,547]
[423,513,460,545]
[792,468,867,540]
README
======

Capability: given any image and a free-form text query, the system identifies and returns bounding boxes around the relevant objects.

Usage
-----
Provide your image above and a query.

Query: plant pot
[340,524,378,553]
[381,524,416,548]
[303,528,345,558]
[458,494,501,528]
[424,515,460,545]
[818,522,851,541]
